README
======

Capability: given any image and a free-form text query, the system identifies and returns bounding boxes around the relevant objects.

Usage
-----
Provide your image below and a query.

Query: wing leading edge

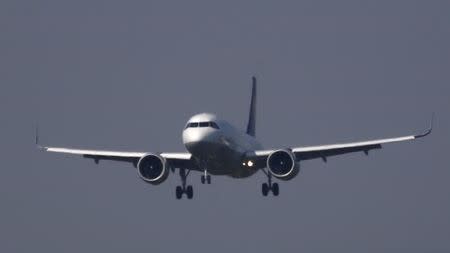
[40,145,193,167]
[253,116,433,162]
[36,125,194,169]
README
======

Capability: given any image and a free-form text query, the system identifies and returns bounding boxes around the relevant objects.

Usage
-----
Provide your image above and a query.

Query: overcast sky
[1,1,449,252]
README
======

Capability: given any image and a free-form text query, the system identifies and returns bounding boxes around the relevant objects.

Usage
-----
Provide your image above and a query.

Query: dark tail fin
[246,76,257,137]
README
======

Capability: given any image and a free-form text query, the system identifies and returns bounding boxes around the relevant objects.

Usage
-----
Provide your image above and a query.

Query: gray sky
[1,0,449,252]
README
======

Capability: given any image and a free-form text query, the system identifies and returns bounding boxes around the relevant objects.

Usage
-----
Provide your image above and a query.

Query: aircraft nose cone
[183,128,218,154]
[182,129,203,144]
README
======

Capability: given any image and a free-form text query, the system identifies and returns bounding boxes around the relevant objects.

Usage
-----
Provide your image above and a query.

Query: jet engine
[137,154,169,185]
[267,149,299,180]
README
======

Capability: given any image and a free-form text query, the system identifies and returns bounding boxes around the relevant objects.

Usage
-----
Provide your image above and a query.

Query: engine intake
[137,154,169,185]
[267,149,299,180]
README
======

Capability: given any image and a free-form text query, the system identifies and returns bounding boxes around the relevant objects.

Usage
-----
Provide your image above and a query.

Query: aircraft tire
[272,183,279,196]
[262,183,269,196]
[186,185,193,199]
[176,186,183,199]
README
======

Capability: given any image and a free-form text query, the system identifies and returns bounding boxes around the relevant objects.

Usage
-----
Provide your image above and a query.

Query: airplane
[37,77,433,199]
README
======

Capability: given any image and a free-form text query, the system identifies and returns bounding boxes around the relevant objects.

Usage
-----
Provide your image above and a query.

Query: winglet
[35,123,44,150]
[415,113,434,138]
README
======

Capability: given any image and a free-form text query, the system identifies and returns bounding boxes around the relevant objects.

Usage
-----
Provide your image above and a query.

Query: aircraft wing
[252,117,433,163]
[39,145,195,169]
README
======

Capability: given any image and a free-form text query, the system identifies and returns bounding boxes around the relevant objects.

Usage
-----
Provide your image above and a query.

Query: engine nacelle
[267,149,300,180]
[137,154,169,185]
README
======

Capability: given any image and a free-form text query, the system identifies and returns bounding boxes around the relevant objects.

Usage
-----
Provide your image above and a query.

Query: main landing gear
[261,170,279,197]
[176,168,193,199]
[200,169,211,184]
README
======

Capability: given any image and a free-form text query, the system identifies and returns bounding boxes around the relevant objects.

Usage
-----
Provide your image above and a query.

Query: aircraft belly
[207,148,258,178]
[186,141,258,178]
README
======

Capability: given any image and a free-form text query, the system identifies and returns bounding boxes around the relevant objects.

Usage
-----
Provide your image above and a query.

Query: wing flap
[295,144,382,161]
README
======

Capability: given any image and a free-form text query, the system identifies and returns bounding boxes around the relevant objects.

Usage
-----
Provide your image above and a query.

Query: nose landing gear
[200,169,211,184]
[261,170,279,197]
[176,168,194,199]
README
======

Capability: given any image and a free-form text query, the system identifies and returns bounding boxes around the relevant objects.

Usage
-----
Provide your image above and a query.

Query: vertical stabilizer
[246,76,257,137]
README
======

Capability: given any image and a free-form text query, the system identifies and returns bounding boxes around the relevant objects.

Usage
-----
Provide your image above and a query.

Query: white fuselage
[182,113,263,178]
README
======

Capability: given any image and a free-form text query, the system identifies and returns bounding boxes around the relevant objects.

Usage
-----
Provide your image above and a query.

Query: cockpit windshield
[185,121,220,129]
[209,122,219,129]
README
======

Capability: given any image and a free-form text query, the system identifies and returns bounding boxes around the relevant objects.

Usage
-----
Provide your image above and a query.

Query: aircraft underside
[189,141,258,178]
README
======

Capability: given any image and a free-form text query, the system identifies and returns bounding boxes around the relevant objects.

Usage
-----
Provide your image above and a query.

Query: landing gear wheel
[176,186,183,199]
[177,168,194,200]
[206,175,211,184]
[186,185,193,199]
[261,170,281,197]
[201,175,206,184]
[262,183,269,196]
[272,183,279,196]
